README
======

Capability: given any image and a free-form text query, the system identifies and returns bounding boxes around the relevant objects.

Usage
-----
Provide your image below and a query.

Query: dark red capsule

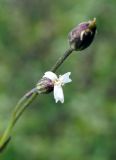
[68,18,96,51]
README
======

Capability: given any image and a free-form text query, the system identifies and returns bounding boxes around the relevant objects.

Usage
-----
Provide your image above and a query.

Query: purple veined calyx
[68,18,97,51]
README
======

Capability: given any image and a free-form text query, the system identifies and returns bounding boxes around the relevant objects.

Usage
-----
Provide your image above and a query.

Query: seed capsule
[68,18,96,51]
[36,77,54,94]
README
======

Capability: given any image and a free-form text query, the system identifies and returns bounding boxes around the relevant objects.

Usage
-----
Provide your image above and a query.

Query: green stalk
[51,48,74,72]
[0,89,38,152]
[0,47,74,152]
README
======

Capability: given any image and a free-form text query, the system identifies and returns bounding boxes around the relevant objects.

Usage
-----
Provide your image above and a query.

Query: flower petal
[54,84,64,103]
[59,72,72,85]
[43,71,58,81]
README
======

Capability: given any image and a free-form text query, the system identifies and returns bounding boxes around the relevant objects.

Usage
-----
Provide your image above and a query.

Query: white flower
[43,71,72,103]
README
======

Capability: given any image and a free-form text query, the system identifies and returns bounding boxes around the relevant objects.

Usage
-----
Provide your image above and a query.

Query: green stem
[0,47,75,152]
[51,48,74,72]
[0,88,38,152]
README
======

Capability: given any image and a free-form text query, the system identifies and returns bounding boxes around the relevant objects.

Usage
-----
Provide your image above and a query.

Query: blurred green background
[0,0,116,159]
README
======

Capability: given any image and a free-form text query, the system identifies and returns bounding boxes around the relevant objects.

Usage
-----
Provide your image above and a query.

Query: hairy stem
[0,88,38,152]
[0,47,75,152]
[51,48,74,72]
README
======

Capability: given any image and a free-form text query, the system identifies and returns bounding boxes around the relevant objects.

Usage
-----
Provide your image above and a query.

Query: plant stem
[0,47,75,152]
[0,88,38,152]
[51,48,74,72]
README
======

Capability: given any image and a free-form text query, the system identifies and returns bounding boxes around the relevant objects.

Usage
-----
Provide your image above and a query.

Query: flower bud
[36,77,54,94]
[68,18,96,51]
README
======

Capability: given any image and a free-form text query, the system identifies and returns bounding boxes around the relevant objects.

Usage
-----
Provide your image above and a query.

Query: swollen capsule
[68,18,97,51]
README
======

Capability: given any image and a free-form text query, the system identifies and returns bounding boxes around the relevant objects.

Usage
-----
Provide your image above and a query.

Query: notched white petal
[59,72,72,85]
[43,71,72,103]
[54,84,64,103]
[43,71,57,81]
